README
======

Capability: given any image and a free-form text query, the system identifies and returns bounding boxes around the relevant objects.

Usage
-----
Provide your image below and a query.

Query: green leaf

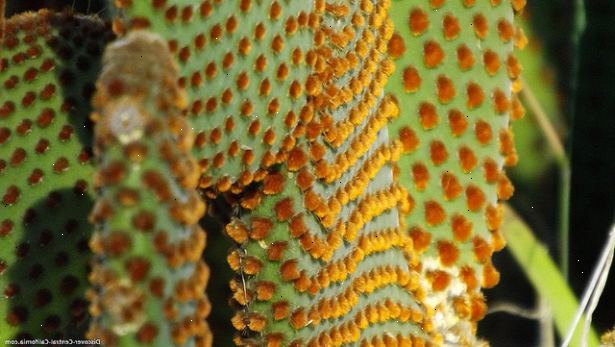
[502,206,600,347]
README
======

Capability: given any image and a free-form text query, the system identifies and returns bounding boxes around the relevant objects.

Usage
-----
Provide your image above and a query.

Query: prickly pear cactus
[224,0,440,345]
[86,31,211,347]
[0,10,112,340]
[0,0,526,346]
[111,0,439,345]
[111,0,316,193]
[386,0,525,344]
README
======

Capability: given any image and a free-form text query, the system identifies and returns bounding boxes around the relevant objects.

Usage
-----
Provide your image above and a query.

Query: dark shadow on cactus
[46,14,112,147]
[0,10,113,341]
[5,188,93,340]
[200,181,269,346]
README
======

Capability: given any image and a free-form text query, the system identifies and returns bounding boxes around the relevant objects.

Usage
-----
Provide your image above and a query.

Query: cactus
[111,1,442,345]
[0,0,527,346]
[86,31,211,346]
[223,8,433,340]
[0,10,113,340]
[385,0,524,344]
[110,0,316,193]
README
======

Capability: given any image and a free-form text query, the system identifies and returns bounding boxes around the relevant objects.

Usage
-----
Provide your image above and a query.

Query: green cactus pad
[386,0,525,344]
[223,0,438,345]
[111,0,315,193]
[0,10,112,340]
[86,31,211,347]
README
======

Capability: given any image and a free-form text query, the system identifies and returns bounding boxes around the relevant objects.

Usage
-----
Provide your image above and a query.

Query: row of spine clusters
[386,0,525,344]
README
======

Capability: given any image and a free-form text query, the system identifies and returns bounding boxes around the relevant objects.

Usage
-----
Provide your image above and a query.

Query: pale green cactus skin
[0,1,526,346]
[386,0,523,344]
[112,0,315,190]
